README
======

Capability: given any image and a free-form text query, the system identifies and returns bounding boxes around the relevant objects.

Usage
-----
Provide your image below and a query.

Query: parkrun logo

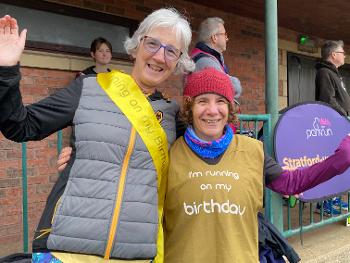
[306,117,333,139]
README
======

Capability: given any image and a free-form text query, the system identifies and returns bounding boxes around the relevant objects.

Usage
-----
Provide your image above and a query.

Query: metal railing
[283,196,350,241]
[236,114,274,220]
[20,130,63,252]
[17,114,350,252]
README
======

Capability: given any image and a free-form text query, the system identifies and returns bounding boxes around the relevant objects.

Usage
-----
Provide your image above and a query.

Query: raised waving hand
[0,15,27,66]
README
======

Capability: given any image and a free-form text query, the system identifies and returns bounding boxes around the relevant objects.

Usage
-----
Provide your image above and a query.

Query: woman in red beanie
[163,67,350,263]
[55,67,350,263]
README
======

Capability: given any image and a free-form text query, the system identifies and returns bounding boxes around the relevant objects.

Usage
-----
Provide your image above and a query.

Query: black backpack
[0,253,32,263]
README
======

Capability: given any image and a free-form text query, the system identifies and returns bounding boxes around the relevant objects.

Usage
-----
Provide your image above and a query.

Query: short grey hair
[124,8,195,74]
[321,40,344,60]
[197,17,225,44]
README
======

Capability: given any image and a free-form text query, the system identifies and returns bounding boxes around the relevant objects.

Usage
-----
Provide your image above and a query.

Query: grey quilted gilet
[47,76,178,259]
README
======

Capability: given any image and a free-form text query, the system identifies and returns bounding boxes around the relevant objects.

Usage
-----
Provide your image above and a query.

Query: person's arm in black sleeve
[0,65,83,142]
[264,135,350,195]
[175,112,187,138]
[316,70,346,115]
[0,64,22,122]
[263,151,283,186]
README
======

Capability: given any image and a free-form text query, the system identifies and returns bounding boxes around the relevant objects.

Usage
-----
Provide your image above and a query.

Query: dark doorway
[287,53,317,106]
[339,64,350,95]
[287,52,350,107]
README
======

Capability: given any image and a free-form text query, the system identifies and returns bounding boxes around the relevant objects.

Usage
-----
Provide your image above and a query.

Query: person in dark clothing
[79,37,112,76]
[315,40,350,116]
[315,40,350,213]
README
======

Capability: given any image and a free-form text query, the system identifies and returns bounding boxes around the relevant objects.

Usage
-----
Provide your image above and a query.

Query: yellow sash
[97,70,169,263]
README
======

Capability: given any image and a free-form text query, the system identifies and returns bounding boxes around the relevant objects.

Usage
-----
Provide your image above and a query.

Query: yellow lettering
[119,86,129,97]
[281,154,329,169]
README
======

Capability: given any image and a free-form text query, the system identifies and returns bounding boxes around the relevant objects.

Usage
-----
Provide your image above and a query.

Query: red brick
[128,0,144,4]
[0,224,22,237]
[0,178,21,189]
[96,0,114,4]
[49,174,60,184]
[0,189,6,199]
[27,175,50,185]
[105,5,125,15]
[82,0,105,11]
[21,76,35,85]
[37,166,58,176]
[0,215,22,226]
[35,184,54,194]
[0,234,23,247]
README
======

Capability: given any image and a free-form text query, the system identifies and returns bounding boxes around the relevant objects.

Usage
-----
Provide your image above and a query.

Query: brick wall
[0,68,75,255]
[45,0,321,112]
[52,0,276,113]
[0,0,314,256]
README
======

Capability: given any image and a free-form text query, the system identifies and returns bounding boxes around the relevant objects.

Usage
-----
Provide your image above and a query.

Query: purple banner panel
[274,102,350,202]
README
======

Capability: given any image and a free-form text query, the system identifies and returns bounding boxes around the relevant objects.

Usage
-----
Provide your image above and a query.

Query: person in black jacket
[315,40,350,116]
[78,37,112,76]
[315,40,350,214]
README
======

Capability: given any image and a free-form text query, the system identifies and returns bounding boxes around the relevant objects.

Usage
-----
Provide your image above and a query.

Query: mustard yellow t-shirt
[164,135,264,263]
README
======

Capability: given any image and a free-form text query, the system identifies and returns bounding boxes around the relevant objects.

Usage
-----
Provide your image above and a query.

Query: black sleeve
[0,64,22,123]
[0,65,83,142]
[315,69,347,115]
[264,151,283,185]
[175,112,187,138]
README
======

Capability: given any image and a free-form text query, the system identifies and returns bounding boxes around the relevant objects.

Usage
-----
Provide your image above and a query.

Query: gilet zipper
[104,128,137,259]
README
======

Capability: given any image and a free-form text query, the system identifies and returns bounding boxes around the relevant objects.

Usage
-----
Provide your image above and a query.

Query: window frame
[1,0,138,60]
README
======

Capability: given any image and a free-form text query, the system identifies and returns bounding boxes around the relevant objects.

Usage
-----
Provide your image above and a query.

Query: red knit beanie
[184,68,234,102]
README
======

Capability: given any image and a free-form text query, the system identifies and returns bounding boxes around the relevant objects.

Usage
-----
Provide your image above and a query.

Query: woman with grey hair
[124,9,194,75]
[0,8,194,263]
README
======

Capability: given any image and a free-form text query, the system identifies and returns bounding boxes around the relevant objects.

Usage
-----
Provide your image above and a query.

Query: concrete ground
[286,202,350,263]
[2,203,350,262]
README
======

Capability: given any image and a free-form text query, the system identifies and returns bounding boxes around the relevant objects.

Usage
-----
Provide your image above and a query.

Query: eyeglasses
[215,32,228,40]
[334,51,346,55]
[142,36,182,61]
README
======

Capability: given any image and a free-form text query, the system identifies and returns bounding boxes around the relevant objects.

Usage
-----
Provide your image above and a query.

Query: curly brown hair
[180,96,239,126]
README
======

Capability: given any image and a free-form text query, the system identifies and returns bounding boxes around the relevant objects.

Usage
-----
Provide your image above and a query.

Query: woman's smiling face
[192,93,229,141]
[131,27,181,93]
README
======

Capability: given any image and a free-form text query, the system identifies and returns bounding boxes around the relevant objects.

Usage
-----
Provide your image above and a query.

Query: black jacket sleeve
[264,152,283,185]
[0,65,83,142]
[175,112,187,138]
[315,69,347,115]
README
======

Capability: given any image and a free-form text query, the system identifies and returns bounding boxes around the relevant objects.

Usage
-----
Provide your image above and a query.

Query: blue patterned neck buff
[184,125,234,159]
